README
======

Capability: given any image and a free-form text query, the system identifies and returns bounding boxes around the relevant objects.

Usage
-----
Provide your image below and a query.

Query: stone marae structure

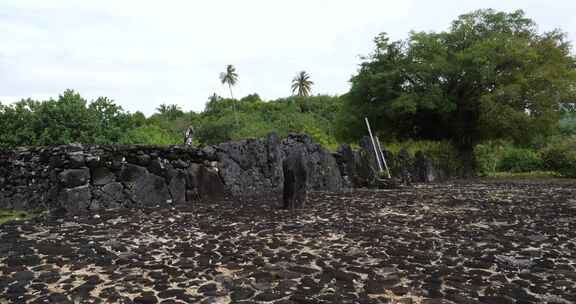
[0,134,344,213]
[0,133,443,213]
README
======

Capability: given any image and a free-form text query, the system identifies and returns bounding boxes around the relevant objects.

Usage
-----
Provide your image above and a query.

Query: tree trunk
[228,84,234,100]
[228,84,238,126]
[457,144,476,178]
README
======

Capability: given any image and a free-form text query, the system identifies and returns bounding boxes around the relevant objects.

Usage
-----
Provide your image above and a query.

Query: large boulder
[120,164,171,207]
[67,152,86,168]
[216,133,283,195]
[58,185,91,214]
[92,182,128,209]
[58,169,90,188]
[91,167,116,186]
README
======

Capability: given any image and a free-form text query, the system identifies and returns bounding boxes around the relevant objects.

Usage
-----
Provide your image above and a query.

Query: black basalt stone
[197,166,225,200]
[57,185,91,213]
[91,167,116,185]
[134,294,159,304]
[58,168,90,188]
[282,152,308,209]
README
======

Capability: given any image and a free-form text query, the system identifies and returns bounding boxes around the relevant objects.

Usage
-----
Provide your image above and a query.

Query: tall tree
[219,65,238,99]
[219,64,239,125]
[291,71,314,97]
[336,9,576,175]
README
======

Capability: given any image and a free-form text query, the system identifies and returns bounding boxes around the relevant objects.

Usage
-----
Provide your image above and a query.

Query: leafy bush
[496,147,544,173]
[120,125,181,145]
[474,141,506,176]
[541,137,576,178]
[560,113,576,136]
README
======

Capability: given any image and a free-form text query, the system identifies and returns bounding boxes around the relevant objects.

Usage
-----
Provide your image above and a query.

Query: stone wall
[334,136,449,187]
[0,133,343,213]
[0,144,225,213]
[0,133,448,213]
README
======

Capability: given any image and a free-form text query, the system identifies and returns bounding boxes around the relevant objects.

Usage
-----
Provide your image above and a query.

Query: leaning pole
[364,117,383,173]
[375,136,391,179]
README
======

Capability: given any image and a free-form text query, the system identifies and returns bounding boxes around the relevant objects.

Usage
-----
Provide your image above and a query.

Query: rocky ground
[1,179,576,304]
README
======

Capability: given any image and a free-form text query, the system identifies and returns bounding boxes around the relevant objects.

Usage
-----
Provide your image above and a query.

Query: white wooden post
[375,136,391,179]
[364,117,383,173]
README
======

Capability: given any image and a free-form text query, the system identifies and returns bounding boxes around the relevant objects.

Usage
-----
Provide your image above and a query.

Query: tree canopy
[336,9,576,172]
[0,90,342,149]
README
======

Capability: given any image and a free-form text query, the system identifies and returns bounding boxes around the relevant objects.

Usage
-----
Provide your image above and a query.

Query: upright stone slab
[282,152,308,209]
[281,133,342,191]
[398,148,412,185]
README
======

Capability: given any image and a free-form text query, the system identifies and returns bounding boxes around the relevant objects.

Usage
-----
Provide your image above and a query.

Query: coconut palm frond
[291,71,314,97]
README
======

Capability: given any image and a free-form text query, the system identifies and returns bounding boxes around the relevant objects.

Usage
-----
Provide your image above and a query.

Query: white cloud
[1,0,574,115]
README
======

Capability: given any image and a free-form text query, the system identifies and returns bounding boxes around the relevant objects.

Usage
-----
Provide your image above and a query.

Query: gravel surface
[1,179,576,303]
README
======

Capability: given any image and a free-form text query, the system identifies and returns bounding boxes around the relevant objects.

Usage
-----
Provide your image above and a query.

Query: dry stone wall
[0,133,447,213]
[0,144,225,213]
[0,133,343,213]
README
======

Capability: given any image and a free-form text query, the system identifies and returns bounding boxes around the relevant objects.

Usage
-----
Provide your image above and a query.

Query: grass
[0,209,39,225]
[486,171,562,179]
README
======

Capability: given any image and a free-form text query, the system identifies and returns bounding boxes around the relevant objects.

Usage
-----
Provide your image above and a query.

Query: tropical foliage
[336,9,576,174]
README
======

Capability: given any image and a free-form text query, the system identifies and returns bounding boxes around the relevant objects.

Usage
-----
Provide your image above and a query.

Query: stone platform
[1,179,575,303]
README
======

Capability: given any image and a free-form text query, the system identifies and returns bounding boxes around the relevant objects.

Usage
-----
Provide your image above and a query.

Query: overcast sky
[1,0,575,115]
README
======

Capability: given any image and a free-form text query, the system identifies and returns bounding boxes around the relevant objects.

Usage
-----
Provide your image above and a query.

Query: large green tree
[336,9,576,174]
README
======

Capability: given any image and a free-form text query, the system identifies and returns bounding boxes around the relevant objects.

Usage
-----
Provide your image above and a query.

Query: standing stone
[197,165,225,200]
[120,164,171,207]
[281,133,342,191]
[353,137,380,187]
[398,148,412,185]
[413,151,436,182]
[185,164,201,201]
[335,144,355,187]
[168,169,187,204]
[282,152,308,209]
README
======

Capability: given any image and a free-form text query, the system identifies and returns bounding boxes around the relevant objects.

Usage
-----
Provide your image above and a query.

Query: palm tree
[219,65,239,125]
[291,71,314,97]
[219,65,238,99]
[156,103,183,119]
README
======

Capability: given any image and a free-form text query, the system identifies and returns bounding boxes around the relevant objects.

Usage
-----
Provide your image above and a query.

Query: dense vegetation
[336,9,576,174]
[1,9,575,177]
[0,91,342,149]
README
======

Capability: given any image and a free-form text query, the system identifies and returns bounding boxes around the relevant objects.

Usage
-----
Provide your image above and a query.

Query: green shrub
[497,147,544,173]
[474,141,507,176]
[542,137,576,178]
[120,124,181,145]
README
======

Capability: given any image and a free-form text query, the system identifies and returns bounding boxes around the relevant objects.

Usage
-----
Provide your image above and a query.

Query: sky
[1,0,575,116]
